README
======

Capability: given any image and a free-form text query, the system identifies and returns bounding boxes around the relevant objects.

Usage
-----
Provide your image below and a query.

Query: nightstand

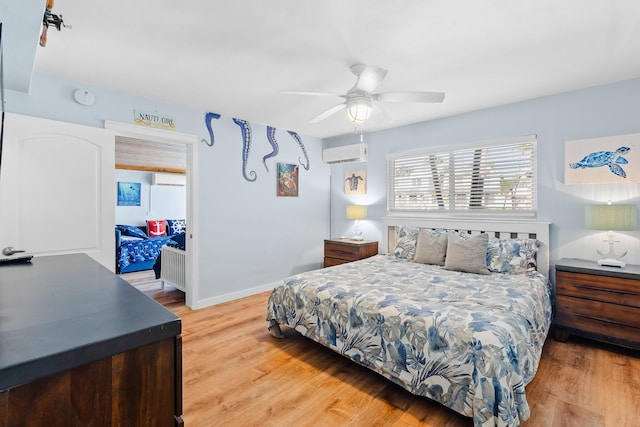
[554,258,640,350]
[324,238,378,267]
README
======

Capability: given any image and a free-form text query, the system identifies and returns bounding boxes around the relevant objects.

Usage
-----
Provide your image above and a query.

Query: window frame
[386,135,538,219]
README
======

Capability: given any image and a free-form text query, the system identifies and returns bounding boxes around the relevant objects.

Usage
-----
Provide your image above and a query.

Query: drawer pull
[573,284,639,296]
[574,312,640,329]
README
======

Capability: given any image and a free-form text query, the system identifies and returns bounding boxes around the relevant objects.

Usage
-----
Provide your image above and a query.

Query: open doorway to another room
[115,136,187,309]
[106,121,199,309]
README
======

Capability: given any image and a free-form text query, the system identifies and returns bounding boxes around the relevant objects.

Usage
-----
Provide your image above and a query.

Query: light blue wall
[115,170,153,226]
[325,78,640,268]
[115,170,186,226]
[7,72,330,306]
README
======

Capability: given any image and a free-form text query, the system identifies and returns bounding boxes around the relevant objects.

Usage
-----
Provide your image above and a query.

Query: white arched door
[0,113,116,270]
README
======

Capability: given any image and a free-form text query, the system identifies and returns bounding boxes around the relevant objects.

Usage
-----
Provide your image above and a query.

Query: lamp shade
[346,204,367,220]
[585,204,637,231]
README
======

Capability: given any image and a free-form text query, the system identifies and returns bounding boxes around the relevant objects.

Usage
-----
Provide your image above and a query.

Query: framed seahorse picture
[564,133,640,184]
[345,170,366,195]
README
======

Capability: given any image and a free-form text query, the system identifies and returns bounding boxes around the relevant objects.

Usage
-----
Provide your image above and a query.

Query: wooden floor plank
[127,274,640,426]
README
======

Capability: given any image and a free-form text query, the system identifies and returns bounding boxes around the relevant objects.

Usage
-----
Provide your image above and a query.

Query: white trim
[382,216,551,278]
[104,120,197,145]
[193,282,278,309]
[104,120,201,308]
[386,134,538,161]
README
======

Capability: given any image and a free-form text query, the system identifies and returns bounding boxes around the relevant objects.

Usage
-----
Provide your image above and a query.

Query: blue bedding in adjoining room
[117,235,175,273]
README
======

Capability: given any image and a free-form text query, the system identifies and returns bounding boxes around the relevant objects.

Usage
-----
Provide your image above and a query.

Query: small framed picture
[117,182,141,206]
[345,170,366,195]
[277,163,299,197]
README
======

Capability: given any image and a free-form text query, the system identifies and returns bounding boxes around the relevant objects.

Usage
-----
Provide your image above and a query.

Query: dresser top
[555,258,640,280]
[0,254,181,390]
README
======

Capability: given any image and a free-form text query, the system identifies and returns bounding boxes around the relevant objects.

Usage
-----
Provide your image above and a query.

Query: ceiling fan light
[346,99,372,123]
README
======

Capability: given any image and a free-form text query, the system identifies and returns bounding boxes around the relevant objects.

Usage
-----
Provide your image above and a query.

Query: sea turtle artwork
[569,146,630,178]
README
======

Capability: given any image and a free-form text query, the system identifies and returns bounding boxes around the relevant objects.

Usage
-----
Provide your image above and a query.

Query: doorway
[105,121,199,308]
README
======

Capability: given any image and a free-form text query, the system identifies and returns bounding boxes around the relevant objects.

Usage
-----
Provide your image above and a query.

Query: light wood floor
[120,270,187,313]
[123,272,640,426]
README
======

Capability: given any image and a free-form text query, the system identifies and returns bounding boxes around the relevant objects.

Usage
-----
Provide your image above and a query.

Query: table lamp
[585,203,637,267]
[346,205,367,241]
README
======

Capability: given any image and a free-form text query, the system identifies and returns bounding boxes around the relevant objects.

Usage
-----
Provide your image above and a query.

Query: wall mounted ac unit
[322,143,368,164]
[152,173,186,186]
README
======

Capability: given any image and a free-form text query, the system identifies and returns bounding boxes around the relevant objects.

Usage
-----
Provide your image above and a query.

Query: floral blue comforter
[266,255,552,427]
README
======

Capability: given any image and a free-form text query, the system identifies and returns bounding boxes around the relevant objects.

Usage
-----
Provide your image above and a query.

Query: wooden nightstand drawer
[325,242,363,261]
[324,239,378,267]
[324,256,348,267]
[556,295,640,344]
[554,258,640,350]
[556,271,640,308]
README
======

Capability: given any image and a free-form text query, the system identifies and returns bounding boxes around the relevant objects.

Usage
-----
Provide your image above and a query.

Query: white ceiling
[4,1,640,138]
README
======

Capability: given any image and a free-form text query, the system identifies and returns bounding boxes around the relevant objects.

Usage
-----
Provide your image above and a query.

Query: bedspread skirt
[266,255,552,427]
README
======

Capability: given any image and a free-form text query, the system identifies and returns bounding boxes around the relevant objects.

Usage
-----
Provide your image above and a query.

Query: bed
[266,217,552,427]
[115,225,176,274]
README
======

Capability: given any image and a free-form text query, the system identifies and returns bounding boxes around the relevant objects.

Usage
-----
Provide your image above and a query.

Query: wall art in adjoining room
[345,169,366,195]
[565,133,639,184]
[277,163,298,197]
[117,182,141,206]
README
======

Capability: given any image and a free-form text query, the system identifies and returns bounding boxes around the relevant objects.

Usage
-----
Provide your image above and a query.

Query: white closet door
[0,113,116,270]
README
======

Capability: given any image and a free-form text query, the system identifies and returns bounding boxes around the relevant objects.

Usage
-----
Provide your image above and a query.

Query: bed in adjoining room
[266,218,552,427]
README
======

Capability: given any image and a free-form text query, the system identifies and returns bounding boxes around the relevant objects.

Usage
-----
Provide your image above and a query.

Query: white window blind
[388,136,537,216]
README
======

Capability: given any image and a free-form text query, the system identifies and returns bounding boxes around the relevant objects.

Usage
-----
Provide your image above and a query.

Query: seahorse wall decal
[232,118,257,182]
[287,130,310,170]
[263,126,280,172]
[202,112,221,147]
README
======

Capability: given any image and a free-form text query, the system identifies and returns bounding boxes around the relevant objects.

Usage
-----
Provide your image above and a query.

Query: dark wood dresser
[554,258,640,350]
[0,254,183,426]
[324,238,378,267]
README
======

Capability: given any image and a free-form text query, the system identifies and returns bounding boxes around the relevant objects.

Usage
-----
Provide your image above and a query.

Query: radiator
[160,246,186,292]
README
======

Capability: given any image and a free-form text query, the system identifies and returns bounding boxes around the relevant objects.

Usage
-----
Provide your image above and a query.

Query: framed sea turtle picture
[345,170,366,195]
[564,133,640,184]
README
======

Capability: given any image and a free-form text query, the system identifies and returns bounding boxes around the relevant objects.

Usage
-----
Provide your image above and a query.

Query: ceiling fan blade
[374,91,445,103]
[371,103,393,125]
[351,64,388,93]
[282,90,343,97]
[309,103,346,123]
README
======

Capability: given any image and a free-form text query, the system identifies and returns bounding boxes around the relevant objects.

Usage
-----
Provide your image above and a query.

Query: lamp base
[598,258,625,268]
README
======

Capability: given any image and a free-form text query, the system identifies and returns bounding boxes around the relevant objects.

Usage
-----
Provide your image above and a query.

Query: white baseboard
[191,281,279,310]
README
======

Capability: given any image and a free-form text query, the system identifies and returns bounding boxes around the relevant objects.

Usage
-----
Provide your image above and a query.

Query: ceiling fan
[284,64,445,124]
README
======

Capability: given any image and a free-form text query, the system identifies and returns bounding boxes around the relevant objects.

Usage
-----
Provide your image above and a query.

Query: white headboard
[382,216,551,278]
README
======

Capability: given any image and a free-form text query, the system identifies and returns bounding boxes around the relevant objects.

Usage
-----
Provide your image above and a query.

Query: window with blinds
[388,136,537,216]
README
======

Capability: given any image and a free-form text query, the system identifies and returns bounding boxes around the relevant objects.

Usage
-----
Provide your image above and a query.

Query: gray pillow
[444,232,490,275]
[413,229,448,265]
